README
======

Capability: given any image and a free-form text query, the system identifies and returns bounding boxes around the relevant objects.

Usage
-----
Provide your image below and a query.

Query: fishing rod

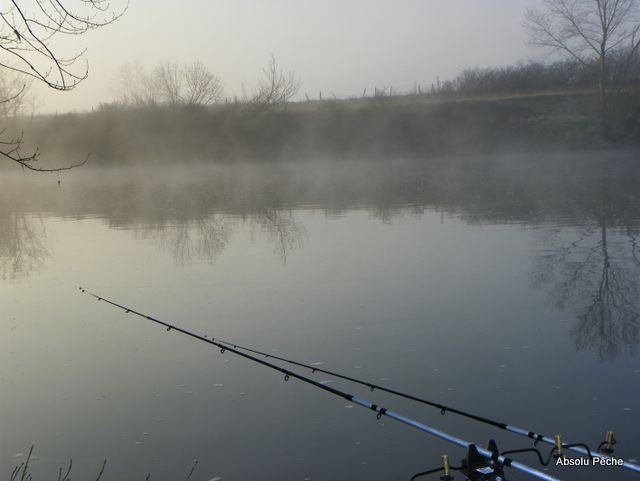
[80,287,563,481]
[213,339,640,475]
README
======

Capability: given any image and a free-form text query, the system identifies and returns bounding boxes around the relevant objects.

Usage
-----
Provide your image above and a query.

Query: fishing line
[80,287,564,481]
[213,339,640,474]
[80,287,640,480]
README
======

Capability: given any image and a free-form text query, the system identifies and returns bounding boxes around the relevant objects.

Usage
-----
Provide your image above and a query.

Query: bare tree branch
[251,54,302,108]
[524,0,640,137]
[154,61,183,105]
[116,61,224,106]
[0,0,127,90]
[1,0,127,170]
[183,61,223,105]
[0,128,88,171]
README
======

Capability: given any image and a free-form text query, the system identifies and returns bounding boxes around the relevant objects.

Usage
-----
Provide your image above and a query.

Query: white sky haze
[33,0,542,113]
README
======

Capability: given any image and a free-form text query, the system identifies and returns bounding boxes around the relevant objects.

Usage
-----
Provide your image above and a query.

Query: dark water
[1,152,639,481]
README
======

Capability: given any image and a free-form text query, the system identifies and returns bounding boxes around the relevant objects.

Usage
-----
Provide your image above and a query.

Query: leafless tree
[525,0,640,137]
[0,70,33,120]
[117,61,223,106]
[0,0,127,171]
[251,55,302,107]
[154,61,183,106]
[183,60,224,105]
[115,61,159,106]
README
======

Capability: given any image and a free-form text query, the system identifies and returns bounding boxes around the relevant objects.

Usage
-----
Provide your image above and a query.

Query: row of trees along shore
[2,0,640,172]
[112,56,639,104]
[113,56,301,108]
[104,0,640,142]
[6,51,637,168]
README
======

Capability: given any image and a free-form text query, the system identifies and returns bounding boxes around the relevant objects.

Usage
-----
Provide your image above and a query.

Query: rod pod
[460,440,506,481]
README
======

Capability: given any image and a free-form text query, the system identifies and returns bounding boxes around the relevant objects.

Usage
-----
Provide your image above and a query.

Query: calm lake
[1,151,639,481]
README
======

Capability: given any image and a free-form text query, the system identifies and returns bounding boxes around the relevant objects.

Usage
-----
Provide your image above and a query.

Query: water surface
[1,152,639,481]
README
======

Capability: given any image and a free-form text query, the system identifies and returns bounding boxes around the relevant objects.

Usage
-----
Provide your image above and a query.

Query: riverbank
[16,90,640,167]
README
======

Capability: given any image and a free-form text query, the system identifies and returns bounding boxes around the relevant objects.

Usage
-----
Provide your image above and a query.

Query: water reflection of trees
[133,209,305,265]
[136,217,232,265]
[530,167,640,361]
[250,209,306,264]
[532,223,640,360]
[0,211,48,281]
[2,153,639,358]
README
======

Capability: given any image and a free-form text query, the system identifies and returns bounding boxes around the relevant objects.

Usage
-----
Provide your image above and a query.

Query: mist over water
[1,152,639,481]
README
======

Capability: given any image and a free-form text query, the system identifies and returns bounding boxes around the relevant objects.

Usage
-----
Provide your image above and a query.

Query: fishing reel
[410,441,508,481]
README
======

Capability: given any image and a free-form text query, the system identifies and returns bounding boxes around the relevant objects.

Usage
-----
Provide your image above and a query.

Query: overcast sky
[34,0,543,113]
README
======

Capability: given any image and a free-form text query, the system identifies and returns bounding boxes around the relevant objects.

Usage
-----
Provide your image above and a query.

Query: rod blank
[215,338,640,474]
[80,289,571,481]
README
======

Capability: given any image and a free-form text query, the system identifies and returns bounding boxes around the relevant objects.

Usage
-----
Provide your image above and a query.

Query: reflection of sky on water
[1,152,639,481]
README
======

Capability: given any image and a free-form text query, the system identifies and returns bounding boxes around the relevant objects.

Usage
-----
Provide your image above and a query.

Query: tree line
[2,0,640,173]
[113,55,301,108]
[437,57,638,96]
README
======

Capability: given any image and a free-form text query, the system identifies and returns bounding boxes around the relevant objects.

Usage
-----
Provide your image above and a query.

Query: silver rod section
[83,289,563,480]
[350,397,563,481]
[507,426,640,473]
[81,289,583,481]
[216,337,639,474]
